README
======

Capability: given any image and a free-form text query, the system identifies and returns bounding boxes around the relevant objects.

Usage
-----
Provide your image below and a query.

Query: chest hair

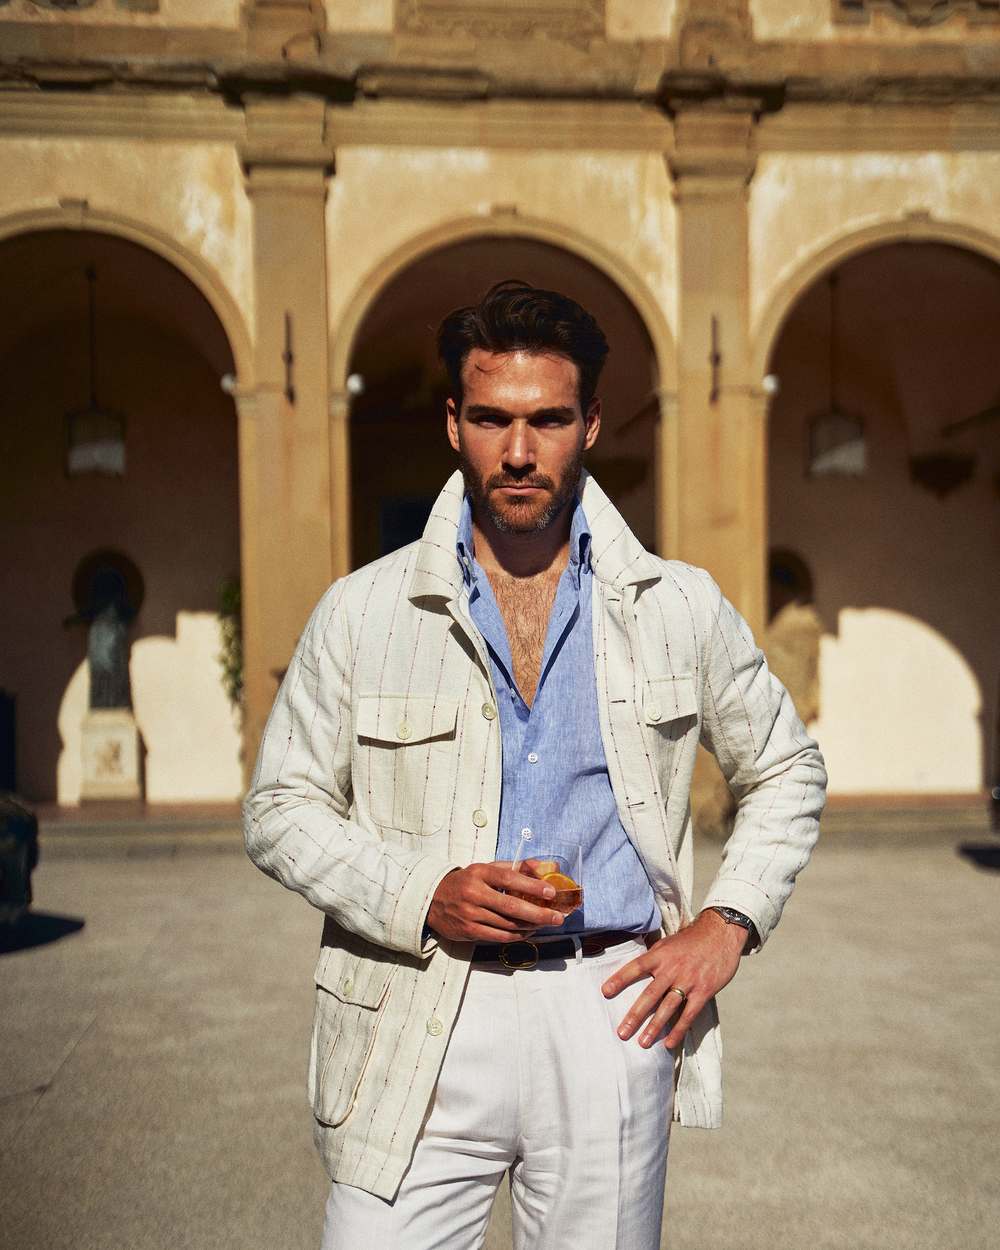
[488,567,562,709]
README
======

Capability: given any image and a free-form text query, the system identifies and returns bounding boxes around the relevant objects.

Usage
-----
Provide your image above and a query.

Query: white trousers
[321,938,675,1250]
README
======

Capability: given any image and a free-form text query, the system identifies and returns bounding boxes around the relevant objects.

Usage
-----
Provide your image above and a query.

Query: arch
[0,204,254,387]
[751,215,1000,385]
[329,213,676,397]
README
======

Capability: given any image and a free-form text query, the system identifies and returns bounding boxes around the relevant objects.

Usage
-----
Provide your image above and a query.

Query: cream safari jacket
[243,470,826,1200]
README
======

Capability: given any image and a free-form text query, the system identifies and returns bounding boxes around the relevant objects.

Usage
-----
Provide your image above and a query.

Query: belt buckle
[498,941,539,970]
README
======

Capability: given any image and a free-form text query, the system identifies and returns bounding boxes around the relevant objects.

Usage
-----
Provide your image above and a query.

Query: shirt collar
[456,494,592,588]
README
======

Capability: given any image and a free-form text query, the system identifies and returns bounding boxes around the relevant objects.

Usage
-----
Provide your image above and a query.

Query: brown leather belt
[471,930,639,970]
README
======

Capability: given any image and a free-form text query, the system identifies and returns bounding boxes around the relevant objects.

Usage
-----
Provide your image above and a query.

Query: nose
[502,419,535,471]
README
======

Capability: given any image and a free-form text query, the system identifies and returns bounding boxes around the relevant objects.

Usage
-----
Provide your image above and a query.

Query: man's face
[446,349,600,534]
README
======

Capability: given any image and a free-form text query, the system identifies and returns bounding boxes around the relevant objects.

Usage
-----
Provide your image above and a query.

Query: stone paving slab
[1,831,998,1249]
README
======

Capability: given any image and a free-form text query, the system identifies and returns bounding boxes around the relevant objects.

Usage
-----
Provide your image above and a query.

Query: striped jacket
[243,469,826,1200]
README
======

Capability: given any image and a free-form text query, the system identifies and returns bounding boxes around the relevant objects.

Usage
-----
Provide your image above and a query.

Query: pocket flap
[645,676,698,724]
[356,694,459,746]
[314,942,397,1008]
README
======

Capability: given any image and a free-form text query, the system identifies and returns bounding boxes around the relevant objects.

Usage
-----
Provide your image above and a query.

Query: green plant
[218,578,243,708]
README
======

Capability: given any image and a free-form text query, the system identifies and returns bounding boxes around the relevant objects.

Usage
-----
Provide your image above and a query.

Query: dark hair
[437,279,609,411]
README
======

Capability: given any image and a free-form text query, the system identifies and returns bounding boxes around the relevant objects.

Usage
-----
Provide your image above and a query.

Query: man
[244,280,825,1250]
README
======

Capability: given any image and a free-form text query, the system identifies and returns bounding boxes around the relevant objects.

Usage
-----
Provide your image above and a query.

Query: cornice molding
[0,90,245,142]
[2,88,1000,154]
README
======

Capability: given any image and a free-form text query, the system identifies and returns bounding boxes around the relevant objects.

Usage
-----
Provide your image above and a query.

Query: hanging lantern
[807,271,867,478]
[66,266,126,477]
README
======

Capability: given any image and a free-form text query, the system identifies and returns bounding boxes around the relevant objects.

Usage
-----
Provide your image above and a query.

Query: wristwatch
[705,906,760,953]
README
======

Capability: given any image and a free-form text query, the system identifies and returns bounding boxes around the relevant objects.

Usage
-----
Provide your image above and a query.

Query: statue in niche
[67,564,138,710]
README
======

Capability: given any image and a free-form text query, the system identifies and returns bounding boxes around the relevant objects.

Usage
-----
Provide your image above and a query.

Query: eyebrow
[463,405,579,420]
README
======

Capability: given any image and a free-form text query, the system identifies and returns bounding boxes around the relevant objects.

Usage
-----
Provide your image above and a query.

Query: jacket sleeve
[242,579,459,958]
[693,570,827,948]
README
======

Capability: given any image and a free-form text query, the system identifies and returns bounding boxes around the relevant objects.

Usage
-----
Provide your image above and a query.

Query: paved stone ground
[1,827,998,1250]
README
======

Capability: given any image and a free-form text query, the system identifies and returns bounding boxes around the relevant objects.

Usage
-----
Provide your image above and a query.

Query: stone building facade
[0,0,997,805]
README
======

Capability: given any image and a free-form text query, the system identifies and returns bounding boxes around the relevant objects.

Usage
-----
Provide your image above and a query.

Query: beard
[460,443,585,535]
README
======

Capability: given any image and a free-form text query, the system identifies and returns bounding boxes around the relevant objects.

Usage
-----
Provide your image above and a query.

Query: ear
[583,397,601,451]
[446,398,461,453]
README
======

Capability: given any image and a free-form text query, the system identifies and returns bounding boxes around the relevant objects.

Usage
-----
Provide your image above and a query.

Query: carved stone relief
[835,0,999,26]
[395,0,605,43]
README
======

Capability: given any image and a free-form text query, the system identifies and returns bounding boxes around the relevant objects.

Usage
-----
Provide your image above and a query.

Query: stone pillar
[239,96,334,776]
[668,101,767,640]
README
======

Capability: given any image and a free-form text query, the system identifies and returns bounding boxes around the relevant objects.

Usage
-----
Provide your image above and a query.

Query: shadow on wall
[57,612,243,804]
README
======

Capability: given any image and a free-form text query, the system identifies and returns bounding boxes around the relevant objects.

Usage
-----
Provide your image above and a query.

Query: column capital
[240,93,334,177]
[667,101,758,193]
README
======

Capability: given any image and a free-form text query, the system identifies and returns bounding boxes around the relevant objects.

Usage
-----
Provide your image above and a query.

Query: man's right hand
[426,862,565,943]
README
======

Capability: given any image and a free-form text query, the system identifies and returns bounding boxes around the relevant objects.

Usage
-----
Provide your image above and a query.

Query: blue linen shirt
[457,496,659,937]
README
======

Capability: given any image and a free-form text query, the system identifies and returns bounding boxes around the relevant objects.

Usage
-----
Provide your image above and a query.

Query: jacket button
[472,809,488,827]
[482,703,497,720]
[647,704,661,722]
[342,978,353,996]
[426,1017,444,1036]
[396,722,413,740]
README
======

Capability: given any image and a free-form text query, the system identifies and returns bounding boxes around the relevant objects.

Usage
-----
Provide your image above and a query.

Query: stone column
[668,100,767,640]
[239,95,334,776]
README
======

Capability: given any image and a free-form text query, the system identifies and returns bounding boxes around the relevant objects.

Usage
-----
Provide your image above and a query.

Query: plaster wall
[749,151,1000,345]
[0,0,241,27]
[767,241,1000,794]
[605,0,676,40]
[326,146,678,360]
[324,0,394,30]
[750,0,1000,41]
[810,609,982,792]
[57,614,243,805]
[0,309,241,802]
[0,137,252,337]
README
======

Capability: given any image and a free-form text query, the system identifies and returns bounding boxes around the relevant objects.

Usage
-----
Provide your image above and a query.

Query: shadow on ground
[957,843,1000,871]
[0,912,85,955]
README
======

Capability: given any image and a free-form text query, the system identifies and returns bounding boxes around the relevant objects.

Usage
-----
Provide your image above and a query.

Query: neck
[471,501,573,579]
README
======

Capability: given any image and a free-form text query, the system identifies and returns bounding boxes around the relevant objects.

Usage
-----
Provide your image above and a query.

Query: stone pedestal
[80,709,143,801]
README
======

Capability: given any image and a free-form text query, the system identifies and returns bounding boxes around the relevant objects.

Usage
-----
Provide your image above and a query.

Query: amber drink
[509,837,583,917]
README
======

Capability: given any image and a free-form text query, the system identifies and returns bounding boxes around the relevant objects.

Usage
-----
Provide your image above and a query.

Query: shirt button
[482,702,497,720]
[396,721,413,740]
[426,1017,444,1036]
[342,978,353,996]
[473,810,488,827]
[647,704,661,722]
[521,827,531,838]
[527,753,538,764]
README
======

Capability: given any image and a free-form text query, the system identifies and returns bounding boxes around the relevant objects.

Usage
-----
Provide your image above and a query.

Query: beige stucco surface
[749,0,1000,41]
[326,146,678,363]
[748,151,1000,356]
[0,137,252,341]
[58,613,243,805]
[811,608,982,793]
[0,0,241,26]
[606,0,676,40]
[324,0,394,31]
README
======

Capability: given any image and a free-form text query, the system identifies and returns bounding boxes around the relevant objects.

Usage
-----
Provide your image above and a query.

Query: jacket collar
[408,468,661,603]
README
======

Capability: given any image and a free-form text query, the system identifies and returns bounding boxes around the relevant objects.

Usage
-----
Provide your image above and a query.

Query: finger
[498,869,556,900]
[601,954,654,998]
[638,992,687,1047]
[615,979,678,1040]
[662,996,706,1051]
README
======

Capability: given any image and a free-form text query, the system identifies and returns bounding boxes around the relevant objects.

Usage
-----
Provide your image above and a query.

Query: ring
[667,986,687,1000]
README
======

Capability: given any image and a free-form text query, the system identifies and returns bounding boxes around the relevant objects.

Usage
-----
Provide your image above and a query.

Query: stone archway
[341,234,663,570]
[0,228,244,803]
[764,239,1000,796]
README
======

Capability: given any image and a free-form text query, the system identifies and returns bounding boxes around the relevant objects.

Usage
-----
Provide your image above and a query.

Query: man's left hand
[601,910,747,1050]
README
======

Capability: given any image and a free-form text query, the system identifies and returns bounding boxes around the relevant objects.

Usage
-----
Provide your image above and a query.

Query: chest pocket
[356,694,459,835]
[644,676,698,730]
